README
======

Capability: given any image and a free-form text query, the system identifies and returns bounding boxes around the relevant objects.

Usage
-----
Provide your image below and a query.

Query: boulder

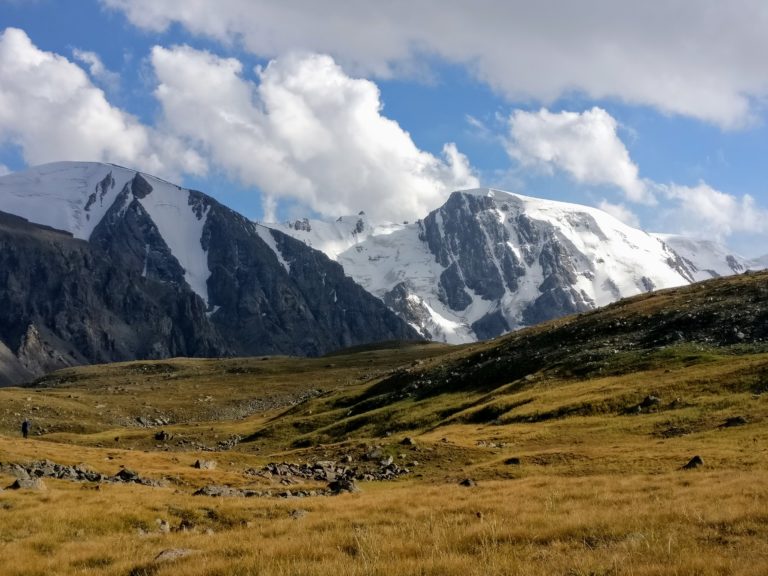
[682,455,704,470]
[115,468,140,482]
[154,548,195,563]
[8,477,46,491]
[328,478,359,494]
[722,416,748,428]
[155,430,173,442]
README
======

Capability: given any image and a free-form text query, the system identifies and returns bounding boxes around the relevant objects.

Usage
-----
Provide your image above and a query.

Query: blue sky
[1,0,767,255]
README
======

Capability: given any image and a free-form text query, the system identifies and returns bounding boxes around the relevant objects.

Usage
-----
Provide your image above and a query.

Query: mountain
[272,188,758,343]
[0,162,419,385]
[652,233,756,280]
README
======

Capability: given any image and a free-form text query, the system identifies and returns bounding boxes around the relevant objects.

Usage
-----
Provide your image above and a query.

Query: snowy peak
[0,162,420,384]
[269,187,728,344]
[653,233,756,281]
[417,189,693,338]
[0,162,213,304]
[269,210,405,259]
[0,161,135,240]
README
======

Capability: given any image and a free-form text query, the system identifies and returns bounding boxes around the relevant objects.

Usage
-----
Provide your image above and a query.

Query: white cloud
[72,48,120,90]
[102,0,768,128]
[151,46,477,221]
[0,163,10,176]
[597,200,640,228]
[657,182,768,240]
[0,28,206,180]
[506,107,654,204]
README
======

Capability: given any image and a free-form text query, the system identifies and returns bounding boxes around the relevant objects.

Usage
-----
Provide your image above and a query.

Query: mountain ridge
[0,162,420,385]
[270,187,762,343]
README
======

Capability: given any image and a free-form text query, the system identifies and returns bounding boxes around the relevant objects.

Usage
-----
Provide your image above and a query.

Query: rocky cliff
[0,163,420,385]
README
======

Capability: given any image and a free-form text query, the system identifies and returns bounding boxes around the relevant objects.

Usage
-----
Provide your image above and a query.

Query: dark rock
[504,457,521,465]
[640,395,661,409]
[682,455,704,470]
[155,430,173,442]
[328,478,359,494]
[116,469,140,482]
[459,478,476,487]
[722,416,748,427]
[400,437,416,446]
[472,311,511,341]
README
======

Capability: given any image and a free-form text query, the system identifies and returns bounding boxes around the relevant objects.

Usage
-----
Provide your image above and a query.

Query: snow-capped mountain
[652,234,754,281]
[270,188,761,343]
[0,162,418,385]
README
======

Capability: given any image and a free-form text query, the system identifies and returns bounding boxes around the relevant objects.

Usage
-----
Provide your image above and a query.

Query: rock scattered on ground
[193,484,258,498]
[193,484,322,498]
[0,460,165,487]
[247,457,410,484]
[194,459,217,470]
[459,478,476,487]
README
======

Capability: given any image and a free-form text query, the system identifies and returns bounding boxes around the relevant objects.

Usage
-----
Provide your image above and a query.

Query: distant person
[21,419,30,439]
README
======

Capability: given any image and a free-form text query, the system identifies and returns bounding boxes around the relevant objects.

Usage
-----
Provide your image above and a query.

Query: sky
[0,1,767,255]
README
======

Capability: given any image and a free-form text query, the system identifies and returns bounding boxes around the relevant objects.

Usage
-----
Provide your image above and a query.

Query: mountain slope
[0,162,419,384]
[265,268,768,445]
[653,233,754,280]
[272,188,727,343]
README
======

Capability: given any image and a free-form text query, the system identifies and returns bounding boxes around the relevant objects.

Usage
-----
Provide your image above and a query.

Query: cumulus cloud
[506,108,654,204]
[0,28,206,180]
[72,48,120,90]
[151,46,477,221]
[657,182,768,240]
[597,200,640,228]
[0,163,10,176]
[507,106,768,242]
[102,0,768,128]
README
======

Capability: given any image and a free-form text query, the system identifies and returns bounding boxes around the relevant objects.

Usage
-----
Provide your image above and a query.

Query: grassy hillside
[1,272,768,575]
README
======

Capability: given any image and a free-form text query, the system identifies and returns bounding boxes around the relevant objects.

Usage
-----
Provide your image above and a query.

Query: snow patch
[255,225,291,272]
[135,181,212,304]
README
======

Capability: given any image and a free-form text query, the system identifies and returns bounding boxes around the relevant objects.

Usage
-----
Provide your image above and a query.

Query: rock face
[0,163,420,385]
[276,188,738,343]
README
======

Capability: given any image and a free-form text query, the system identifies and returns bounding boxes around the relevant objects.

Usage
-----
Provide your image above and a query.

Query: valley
[2,272,767,575]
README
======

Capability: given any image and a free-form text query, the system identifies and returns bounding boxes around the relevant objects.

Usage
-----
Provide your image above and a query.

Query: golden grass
[1,462,767,576]
[2,335,768,574]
